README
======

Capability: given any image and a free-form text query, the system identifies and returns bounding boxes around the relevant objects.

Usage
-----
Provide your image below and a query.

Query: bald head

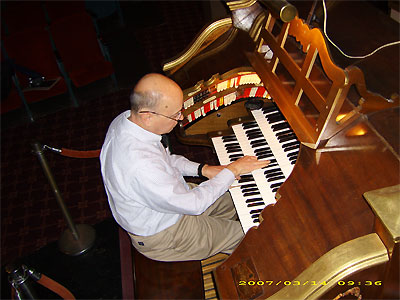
[128,73,184,135]
[135,73,181,95]
[130,73,182,113]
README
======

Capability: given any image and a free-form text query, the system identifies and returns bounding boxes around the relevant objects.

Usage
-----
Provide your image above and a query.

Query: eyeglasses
[139,108,184,121]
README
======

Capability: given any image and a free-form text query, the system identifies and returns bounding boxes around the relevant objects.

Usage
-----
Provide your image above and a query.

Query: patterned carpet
[1,84,219,265]
[1,1,218,267]
[1,89,126,265]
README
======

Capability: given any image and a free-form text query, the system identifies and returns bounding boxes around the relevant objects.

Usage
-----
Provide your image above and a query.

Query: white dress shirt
[100,111,235,236]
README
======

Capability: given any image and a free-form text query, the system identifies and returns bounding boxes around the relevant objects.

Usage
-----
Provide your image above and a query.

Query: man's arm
[201,156,270,179]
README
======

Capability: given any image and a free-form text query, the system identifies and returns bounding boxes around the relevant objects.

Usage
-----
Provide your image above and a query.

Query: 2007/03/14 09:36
[238,280,382,286]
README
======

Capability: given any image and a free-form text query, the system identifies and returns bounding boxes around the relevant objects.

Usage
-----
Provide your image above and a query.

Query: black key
[255,148,272,154]
[223,138,238,144]
[264,160,278,166]
[254,147,271,154]
[226,147,242,153]
[225,142,240,148]
[276,129,293,137]
[256,153,273,160]
[247,133,264,140]
[270,182,283,189]
[264,168,282,175]
[226,147,241,153]
[265,112,283,120]
[222,135,237,142]
[245,197,264,203]
[242,122,258,129]
[272,122,290,131]
[246,132,263,139]
[268,115,284,124]
[241,187,259,193]
[247,202,265,207]
[282,141,299,149]
[225,143,241,149]
[267,175,285,182]
[264,162,278,169]
[240,183,257,189]
[262,106,278,113]
[243,191,261,197]
[238,177,254,183]
[265,171,283,179]
[278,134,296,143]
[251,141,268,148]
[276,131,294,139]
[250,138,266,146]
[245,128,262,135]
[258,154,274,160]
[284,145,299,152]
[256,149,272,155]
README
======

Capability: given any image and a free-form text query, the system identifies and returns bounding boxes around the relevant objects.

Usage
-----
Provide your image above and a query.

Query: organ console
[163,0,399,298]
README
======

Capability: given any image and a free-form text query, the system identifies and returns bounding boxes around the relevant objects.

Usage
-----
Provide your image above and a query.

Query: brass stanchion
[32,142,96,256]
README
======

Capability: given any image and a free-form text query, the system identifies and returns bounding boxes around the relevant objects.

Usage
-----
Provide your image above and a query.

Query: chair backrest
[2,26,70,110]
[44,0,87,23]
[49,12,106,72]
[1,1,47,34]
[3,27,61,87]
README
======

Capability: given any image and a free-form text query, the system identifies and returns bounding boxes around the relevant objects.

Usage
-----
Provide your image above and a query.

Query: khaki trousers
[129,186,244,262]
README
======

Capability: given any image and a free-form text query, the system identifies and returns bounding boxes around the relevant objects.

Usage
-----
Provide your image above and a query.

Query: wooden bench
[118,228,205,299]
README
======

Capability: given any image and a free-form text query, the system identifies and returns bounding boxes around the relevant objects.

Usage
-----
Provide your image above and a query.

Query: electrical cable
[322,0,400,59]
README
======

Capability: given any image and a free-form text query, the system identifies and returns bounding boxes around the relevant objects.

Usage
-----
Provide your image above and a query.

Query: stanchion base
[58,224,96,256]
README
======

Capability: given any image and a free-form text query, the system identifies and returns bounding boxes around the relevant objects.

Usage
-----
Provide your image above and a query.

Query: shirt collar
[121,110,162,144]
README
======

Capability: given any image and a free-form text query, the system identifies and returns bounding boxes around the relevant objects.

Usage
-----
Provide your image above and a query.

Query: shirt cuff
[215,167,235,182]
[184,160,201,176]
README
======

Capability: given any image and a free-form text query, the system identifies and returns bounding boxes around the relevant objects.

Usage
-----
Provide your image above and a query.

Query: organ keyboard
[212,103,299,233]
[164,0,399,299]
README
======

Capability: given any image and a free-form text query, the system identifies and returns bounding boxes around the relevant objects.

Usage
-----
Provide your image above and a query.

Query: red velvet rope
[37,274,76,300]
[10,273,75,300]
[60,148,101,158]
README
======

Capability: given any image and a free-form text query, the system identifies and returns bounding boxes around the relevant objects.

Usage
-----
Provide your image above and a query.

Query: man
[100,73,269,261]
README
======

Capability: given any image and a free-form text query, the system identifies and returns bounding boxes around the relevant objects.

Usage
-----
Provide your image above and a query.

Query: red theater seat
[1,86,23,114]
[44,0,86,23]
[2,1,47,34]
[49,12,116,88]
[2,27,70,109]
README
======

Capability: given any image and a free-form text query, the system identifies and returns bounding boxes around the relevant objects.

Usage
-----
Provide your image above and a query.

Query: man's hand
[201,156,269,179]
[201,164,225,179]
[226,156,269,178]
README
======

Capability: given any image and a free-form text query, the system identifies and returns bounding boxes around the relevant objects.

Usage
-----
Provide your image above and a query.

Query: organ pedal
[201,253,228,300]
